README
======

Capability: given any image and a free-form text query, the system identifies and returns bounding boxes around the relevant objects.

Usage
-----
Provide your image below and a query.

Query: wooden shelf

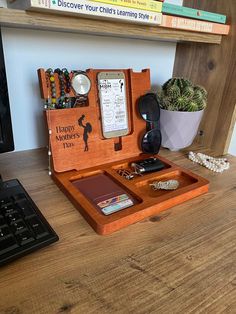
[0,8,222,44]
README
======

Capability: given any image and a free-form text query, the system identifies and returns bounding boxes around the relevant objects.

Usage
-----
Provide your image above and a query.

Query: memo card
[72,173,137,215]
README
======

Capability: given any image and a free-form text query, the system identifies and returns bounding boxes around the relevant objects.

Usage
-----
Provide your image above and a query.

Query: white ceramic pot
[160,108,204,151]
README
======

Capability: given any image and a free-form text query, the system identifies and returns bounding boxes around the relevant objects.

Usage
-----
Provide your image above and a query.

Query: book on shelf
[90,0,162,13]
[160,15,230,35]
[7,0,162,25]
[162,2,226,24]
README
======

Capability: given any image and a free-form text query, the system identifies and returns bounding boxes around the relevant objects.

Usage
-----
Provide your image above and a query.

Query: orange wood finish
[38,68,209,234]
[38,68,151,172]
[52,154,209,235]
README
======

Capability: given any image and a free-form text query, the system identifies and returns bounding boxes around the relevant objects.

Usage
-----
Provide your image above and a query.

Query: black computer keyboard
[0,178,59,266]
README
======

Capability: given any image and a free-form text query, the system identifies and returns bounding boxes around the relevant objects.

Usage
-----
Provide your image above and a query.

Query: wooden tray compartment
[71,170,143,212]
[52,154,209,235]
[135,170,198,198]
[111,156,172,174]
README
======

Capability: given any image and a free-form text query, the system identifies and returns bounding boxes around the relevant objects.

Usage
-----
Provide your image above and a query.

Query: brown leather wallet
[72,173,137,213]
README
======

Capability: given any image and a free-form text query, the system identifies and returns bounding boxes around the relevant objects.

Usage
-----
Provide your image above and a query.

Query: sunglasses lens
[141,129,162,154]
[138,93,160,122]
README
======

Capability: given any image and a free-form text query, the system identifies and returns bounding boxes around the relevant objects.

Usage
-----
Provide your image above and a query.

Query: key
[12,220,27,233]
[13,193,26,202]
[2,204,16,216]
[0,215,5,226]
[0,197,12,208]
[6,212,21,224]
[0,235,19,255]
[16,200,35,217]
[0,225,11,238]
[15,230,34,246]
[26,216,49,238]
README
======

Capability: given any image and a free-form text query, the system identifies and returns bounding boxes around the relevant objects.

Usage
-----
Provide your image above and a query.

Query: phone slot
[114,137,122,151]
[97,71,130,139]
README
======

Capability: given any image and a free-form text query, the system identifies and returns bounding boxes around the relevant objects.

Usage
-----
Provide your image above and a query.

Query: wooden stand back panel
[38,68,209,235]
[38,68,150,172]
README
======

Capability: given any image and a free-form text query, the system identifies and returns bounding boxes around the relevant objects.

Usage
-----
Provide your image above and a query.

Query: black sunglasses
[138,93,162,154]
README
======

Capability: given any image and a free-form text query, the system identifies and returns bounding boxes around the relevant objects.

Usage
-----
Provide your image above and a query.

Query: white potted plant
[158,77,207,151]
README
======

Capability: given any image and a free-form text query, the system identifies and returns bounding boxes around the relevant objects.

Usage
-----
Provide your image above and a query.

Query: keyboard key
[0,197,12,208]
[12,193,26,202]
[0,235,19,255]
[6,212,21,224]
[26,216,49,238]
[1,204,16,216]
[0,215,5,226]
[15,230,34,246]
[16,200,35,217]
[11,220,27,234]
[0,225,11,238]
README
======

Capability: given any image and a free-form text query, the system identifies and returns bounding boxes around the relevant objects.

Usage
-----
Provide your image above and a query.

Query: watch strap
[74,95,89,106]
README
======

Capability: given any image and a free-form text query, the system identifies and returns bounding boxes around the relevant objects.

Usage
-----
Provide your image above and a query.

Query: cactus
[182,86,194,99]
[188,101,199,112]
[167,84,181,99]
[198,100,207,111]
[174,96,189,111]
[158,77,207,112]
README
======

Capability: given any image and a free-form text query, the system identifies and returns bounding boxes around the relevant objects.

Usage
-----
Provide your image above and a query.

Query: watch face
[71,73,91,95]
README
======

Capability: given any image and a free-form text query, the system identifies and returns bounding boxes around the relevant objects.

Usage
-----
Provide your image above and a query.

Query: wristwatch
[71,71,91,105]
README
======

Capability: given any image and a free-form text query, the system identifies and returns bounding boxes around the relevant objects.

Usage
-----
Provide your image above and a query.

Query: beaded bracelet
[46,68,57,109]
[62,68,71,108]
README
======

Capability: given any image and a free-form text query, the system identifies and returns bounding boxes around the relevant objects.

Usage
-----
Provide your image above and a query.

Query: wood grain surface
[0,8,222,44]
[173,0,236,155]
[0,147,235,313]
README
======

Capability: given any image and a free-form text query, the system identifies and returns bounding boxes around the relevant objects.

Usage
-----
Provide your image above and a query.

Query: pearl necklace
[188,151,230,173]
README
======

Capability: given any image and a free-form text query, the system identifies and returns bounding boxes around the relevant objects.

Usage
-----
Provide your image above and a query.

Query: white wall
[4,0,234,155]
[0,0,7,8]
[229,123,236,156]
[2,28,178,151]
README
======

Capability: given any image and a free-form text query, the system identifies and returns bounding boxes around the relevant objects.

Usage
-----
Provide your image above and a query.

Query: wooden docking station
[38,68,209,235]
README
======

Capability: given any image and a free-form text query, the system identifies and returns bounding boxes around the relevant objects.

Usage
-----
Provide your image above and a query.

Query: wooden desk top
[0,148,235,313]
